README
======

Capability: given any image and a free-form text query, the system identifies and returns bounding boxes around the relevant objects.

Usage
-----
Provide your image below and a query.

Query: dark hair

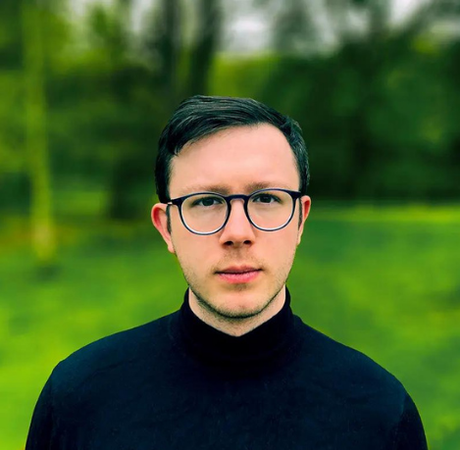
[155,95,309,203]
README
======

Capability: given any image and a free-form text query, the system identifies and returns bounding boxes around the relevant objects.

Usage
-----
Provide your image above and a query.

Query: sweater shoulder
[294,316,406,396]
[50,311,178,390]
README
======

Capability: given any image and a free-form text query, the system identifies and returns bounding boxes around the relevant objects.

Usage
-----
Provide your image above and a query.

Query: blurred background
[1,0,459,448]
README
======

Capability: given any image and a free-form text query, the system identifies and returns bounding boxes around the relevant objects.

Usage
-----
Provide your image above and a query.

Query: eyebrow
[181,182,292,195]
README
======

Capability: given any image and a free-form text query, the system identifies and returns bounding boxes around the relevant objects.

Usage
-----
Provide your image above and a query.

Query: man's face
[152,124,311,319]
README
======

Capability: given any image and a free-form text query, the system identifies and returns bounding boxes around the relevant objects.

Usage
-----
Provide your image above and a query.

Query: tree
[21,0,56,271]
[105,0,223,219]
[253,0,460,199]
[186,0,222,96]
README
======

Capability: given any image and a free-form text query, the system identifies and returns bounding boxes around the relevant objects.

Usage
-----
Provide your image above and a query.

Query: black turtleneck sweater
[26,288,427,450]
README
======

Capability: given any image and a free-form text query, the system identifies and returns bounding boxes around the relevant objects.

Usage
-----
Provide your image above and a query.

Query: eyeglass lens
[181,190,294,233]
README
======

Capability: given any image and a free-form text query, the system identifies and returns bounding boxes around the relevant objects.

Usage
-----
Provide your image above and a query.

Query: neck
[188,287,286,337]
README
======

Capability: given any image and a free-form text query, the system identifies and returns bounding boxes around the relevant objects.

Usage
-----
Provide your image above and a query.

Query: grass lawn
[1,203,459,449]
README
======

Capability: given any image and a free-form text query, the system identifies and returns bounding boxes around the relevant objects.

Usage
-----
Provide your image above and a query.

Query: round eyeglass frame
[166,188,302,236]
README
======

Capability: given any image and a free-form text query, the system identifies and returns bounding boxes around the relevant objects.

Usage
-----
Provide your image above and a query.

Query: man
[26,96,427,449]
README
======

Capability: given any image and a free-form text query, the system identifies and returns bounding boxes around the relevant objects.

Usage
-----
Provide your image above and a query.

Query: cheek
[271,231,299,264]
[172,232,214,269]
[274,227,298,249]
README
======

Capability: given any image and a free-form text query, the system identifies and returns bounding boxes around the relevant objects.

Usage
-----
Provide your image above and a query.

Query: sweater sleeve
[25,375,55,450]
[393,393,428,450]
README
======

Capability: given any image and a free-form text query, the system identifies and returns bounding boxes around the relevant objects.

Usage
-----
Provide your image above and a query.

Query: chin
[189,280,283,322]
[211,292,270,320]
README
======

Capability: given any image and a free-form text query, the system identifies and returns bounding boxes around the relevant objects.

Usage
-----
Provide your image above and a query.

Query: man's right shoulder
[49,311,179,391]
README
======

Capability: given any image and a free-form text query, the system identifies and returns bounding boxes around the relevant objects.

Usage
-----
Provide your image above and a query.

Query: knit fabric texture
[26,287,428,449]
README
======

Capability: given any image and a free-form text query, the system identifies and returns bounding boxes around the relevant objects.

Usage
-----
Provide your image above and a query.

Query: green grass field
[1,204,460,449]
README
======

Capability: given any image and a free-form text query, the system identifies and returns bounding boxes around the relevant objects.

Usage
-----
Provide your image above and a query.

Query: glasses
[167,188,302,235]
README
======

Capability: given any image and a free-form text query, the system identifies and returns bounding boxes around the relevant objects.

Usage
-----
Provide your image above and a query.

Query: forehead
[169,124,299,197]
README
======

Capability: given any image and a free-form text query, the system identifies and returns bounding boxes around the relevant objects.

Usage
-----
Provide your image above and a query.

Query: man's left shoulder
[290,317,427,449]
[294,316,407,401]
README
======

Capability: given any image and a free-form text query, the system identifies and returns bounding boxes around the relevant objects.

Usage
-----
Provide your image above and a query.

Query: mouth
[216,268,262,284]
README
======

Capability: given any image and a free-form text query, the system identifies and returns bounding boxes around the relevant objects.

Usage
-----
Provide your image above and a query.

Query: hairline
[165,122,302,203]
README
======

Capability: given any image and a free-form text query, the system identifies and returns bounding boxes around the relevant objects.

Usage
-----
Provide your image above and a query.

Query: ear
[151,203,176,255]
[297,195,311,246]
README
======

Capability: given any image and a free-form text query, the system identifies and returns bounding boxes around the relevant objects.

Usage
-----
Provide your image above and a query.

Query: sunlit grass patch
[311,202,460,224]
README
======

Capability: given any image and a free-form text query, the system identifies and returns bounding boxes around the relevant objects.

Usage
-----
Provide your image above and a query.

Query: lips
[217,266,261,274]
[216,266,262,284]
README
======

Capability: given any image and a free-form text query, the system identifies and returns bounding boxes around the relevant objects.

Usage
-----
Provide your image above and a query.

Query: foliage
[1,0,459,221]
[210,35,460,201]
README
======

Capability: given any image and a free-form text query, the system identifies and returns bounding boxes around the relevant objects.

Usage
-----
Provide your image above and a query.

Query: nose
[218,198,256,246]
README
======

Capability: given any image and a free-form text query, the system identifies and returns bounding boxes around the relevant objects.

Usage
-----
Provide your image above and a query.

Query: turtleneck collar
[172,286,300,373]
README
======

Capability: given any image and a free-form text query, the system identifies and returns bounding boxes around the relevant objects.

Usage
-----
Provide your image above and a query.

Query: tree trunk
[22,0,56,272]
[187,0,221,96]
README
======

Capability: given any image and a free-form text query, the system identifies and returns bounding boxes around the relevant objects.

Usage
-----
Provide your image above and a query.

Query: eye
[252,193,280,204]
[191,196,225,207]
